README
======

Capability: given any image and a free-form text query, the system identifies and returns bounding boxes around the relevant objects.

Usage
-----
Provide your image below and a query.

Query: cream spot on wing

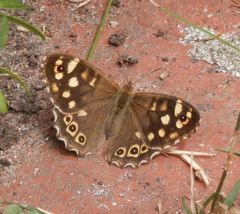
[127,144,140,158]
[68,77,79,87]
[114,147,126,158]
[182,118,189,125]
[177,99,183,103]
[62,90,71,98]
[55,72,64,80]
[147,132,154,141]
[81,70,88,80]
[187,111,192,118]
[174,102,183,116]
[51,83,59,93]
[89,77,96,87]
[63,115,73,125]
[68,100,76,109]
[75,132,87,145]
[135,131,142,140]
[169,132,179,140]
[66,121,78,136]
[159,100,168,111]
[140,144,148,154]
[67,60,78,74]
[158,128,165,138]
[161,114,170,125]
[54,66,58,73]
[176,120,183,129]
[78,110,88,117]
[150,102,156,111]
[55,59,63,65]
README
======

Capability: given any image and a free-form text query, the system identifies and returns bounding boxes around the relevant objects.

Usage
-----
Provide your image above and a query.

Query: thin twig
[167,150,215,157]
[190,152,195,213]
[179,154,209,185]
[71,0,92,11]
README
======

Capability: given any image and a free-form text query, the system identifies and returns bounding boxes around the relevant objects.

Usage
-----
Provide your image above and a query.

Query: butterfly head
[122,82,133,95]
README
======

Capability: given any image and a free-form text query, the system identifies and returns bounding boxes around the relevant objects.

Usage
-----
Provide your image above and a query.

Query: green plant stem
[182,196,193,214]
[210,114,240,212]
[0,15,9,49]
[0,67,31,97]
[224,178,240,206]
[0,89,8,113]
[86,0,113,61]
[210,170,227,212]
[0,13,45,40]
[149,0,240,53]
[0,0,28,10]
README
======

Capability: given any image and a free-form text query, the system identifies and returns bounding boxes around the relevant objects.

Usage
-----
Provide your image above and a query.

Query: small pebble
[109,21,119,28]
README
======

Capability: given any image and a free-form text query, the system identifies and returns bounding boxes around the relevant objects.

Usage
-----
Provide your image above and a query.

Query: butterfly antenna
[133,67,162,84]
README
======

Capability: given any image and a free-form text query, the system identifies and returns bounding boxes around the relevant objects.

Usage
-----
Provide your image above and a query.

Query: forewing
[132,92,200,149]
[44,53,119,113]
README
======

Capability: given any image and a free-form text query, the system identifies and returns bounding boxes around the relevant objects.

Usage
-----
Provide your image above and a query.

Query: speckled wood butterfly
[44,53,200,168]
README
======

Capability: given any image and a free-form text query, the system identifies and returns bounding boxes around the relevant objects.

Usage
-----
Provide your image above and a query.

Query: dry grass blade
[181,154,209,185]
[157,196,162,214]
[68,0,92,10]
[166,149,214,185]
[68,0,90,2]
[190,153,195,213]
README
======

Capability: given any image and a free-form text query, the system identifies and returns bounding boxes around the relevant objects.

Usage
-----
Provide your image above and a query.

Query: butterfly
[44,53,200,168]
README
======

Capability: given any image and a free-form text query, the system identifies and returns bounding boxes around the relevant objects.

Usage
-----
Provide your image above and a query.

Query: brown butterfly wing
[103,108,160,168]
[103,92,200,167]
[132,92,200,149]
[53,105,112,156]
[44,53,119,113]
[45,53,119,156]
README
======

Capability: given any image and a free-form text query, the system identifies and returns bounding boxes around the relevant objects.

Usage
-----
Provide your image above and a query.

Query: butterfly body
[45,53,200,168]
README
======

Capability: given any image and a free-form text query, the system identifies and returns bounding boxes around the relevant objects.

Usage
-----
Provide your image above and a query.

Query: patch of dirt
[117,55,139,66]
[108,32,127,46]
